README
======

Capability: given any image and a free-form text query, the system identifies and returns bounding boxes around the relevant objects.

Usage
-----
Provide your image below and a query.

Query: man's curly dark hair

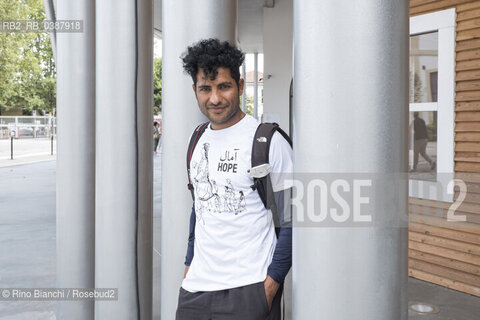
[181,38,245,87]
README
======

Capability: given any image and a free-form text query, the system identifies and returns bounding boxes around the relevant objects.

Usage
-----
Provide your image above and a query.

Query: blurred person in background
[153,121,161,154]
[411,112,435,172]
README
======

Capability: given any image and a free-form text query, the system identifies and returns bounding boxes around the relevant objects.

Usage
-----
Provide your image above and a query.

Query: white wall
[262,0,293,134]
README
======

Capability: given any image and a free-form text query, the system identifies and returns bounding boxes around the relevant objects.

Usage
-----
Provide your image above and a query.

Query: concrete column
[161,0,237,318]
[292,1,408,319]
[242,61,246,112]
[95,0,153,319]
[56,0,95,319]
[254,52,259,119]
[263,0,293,133]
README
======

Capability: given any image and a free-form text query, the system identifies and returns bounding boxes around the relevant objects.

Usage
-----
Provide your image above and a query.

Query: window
[409,9,455,202]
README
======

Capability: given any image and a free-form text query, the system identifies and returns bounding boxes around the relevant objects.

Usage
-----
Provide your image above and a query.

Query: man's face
[193,67,244,130]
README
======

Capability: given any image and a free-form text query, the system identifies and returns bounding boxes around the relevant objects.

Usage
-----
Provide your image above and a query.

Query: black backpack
[186,122,292,240]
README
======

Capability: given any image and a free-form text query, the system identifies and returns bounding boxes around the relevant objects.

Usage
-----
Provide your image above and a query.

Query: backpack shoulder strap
[251,122,292,233]
[251,123,292,168]
[186,122,209,200]
[251,123,277,169]
[274,126,292,147]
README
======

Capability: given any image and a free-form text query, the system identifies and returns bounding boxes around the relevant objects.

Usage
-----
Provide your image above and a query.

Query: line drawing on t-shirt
[194,143,214,201]
[223,179,236,212]
[192,143,247,220]
[211,180,222,211]
[222,179,246,215]
[238,191,246,213]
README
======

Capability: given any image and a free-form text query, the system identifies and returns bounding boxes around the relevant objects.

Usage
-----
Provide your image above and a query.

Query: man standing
[412,112,435,172]
[176,39,293,320]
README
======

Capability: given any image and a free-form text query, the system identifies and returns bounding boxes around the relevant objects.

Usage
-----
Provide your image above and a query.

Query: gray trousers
[176,281,283,320]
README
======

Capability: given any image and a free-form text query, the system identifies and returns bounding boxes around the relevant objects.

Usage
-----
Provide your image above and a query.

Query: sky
[154,39,264,73]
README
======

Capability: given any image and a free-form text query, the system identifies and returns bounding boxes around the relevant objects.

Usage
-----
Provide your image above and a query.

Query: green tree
[244,94,254,116]
[0,0,22,114]
[0,0,56,115]
[153,57,162,115]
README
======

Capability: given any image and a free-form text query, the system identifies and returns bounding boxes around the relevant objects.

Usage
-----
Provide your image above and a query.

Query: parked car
[18,127,34,137]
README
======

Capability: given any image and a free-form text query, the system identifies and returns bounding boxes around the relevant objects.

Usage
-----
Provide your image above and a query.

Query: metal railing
[0,116,56,139]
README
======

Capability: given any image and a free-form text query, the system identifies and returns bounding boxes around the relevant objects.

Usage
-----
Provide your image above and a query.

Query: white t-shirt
[182,114,293,292]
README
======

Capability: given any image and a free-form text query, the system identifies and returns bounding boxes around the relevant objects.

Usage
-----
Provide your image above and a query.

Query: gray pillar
[253,52,259,119]
[292,1,408,319]
[241,61,246,112]
[56,0,95,319]
[161,0,237,318]
[43,0,56,61]
[95,0,153,319]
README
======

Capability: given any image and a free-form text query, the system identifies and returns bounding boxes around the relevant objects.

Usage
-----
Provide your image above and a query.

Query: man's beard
[207,103,239,125]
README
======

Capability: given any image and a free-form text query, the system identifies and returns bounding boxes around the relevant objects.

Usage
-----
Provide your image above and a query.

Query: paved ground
[1,151,480,319]
[153,152,162,320]
[0,161,56,319]
[0,138,56,168]
[408,279,480,320]
[0,153,162,320]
